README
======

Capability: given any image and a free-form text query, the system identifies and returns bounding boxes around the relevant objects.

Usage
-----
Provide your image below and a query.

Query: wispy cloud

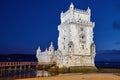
[112,21,120,30]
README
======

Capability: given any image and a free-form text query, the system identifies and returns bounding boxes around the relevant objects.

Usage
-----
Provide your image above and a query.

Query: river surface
[0,69,51,80]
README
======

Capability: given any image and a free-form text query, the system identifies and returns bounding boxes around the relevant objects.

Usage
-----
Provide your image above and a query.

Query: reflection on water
[36,70,50,77]
[0,69,50,80]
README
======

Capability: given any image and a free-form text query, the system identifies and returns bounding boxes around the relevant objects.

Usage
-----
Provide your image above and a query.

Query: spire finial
[50,42,53,47]
[45,48,47,52]
[71,2,73,5]
[61,11,63,15]
[37,46,41,54]
[87,6,90,10]
[61,11,63,14]
[87,6,91,14]
[69,2,74,10]
[38,46,41,51]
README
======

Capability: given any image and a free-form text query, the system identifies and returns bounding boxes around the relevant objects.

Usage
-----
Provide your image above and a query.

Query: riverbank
[17,73,120,80]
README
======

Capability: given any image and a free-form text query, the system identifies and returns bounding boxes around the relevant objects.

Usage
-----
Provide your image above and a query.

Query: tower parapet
[61,3,91,23]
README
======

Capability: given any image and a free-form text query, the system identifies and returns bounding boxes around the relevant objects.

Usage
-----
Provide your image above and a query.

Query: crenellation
[74,8,89,14]
[61,4,91,24]
[61,10,70,18]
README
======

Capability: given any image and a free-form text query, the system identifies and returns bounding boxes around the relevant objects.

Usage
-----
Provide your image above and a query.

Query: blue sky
[0,0,120,54]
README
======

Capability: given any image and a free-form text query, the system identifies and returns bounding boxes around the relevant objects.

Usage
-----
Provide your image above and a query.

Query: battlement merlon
[60,3,91,23]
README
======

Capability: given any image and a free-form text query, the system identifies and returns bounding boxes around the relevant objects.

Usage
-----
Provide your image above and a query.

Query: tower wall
[58,3,95,66]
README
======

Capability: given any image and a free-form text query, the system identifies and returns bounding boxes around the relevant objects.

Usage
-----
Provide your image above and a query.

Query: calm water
[0,69,51,80]
[95,62,120,68]
[1,62,120,80]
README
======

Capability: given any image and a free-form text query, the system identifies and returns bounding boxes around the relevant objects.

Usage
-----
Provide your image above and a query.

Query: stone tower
[58,3,96,66]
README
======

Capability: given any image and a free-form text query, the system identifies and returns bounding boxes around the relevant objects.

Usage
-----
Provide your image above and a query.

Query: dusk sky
[0,0,120,54]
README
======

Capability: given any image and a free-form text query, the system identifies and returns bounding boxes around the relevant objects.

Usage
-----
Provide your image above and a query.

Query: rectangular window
[82,45,84,49]
[64,46,65,49]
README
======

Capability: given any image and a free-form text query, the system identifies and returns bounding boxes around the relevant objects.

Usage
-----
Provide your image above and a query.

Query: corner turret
[69,2,74,10]
[45,48,48,52]
[36,46,41,60]
[87,6,91,15]
[49,42,54,54]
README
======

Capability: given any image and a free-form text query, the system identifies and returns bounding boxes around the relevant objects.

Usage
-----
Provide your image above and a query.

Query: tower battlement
[61,3,91,23]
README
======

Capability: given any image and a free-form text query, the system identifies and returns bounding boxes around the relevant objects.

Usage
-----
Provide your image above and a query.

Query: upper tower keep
[60,3,93,24]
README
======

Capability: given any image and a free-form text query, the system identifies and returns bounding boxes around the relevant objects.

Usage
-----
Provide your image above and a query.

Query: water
[95,62,120,68]
[1,62,120,80]
[0,69,50,80]
[36,70,51,77]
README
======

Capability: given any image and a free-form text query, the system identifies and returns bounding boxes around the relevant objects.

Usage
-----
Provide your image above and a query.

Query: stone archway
[68,41,74,53]
[90,43,95,54]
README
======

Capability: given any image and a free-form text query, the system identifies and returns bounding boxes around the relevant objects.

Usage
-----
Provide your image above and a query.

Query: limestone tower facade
[57,3,96,66]
[36,3,96,67]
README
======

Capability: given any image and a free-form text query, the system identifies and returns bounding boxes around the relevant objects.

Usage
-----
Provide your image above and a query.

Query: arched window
[80,33,85,40]
[82,45,84,49]
[81,27,84,31]
[90,43,95,54]
[64,46,65,49]
[68,41,74,52]
[68,41,74,48]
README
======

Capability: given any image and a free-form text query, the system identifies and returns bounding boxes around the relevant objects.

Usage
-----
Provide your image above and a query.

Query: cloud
[112,21,120,30]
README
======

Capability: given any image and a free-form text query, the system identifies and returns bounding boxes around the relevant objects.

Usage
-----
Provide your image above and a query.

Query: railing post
[42,65,44,77]
[8,65,11,76]
[20,66,22,73]
[0,67,2,77]
[35,63,38,71]
[15,66,17,74]
[28,65,30,70]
